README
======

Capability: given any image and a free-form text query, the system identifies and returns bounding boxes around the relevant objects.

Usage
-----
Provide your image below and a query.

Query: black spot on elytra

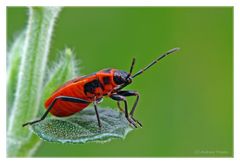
[103,76,110,84]
[84,79,104,95]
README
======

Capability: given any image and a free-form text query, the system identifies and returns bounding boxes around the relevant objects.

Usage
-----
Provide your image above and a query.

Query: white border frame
[0,0,239,163]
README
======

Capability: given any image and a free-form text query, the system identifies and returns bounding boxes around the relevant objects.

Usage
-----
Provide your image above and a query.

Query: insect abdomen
[44,79,92,117]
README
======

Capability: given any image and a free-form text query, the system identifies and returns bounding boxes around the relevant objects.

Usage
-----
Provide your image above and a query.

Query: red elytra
[44,69,118,117]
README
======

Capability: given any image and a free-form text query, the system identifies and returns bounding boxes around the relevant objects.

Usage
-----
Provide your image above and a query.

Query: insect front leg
[117,90,142,127]
[110,94,138,128]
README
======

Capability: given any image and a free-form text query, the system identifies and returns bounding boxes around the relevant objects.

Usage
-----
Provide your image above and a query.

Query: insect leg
[22,96,90,127]
[110,94,137,128]
[117,101,124,112]
[117,91,142,127]
[93,101,102,128]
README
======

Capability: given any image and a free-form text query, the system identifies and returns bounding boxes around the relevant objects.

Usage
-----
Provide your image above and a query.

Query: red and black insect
[23,48,180,128]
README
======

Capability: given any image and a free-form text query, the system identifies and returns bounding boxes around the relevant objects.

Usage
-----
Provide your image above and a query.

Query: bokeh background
[7,7,233,157]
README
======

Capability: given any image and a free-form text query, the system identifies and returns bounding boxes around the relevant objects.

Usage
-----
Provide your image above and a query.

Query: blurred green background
[7,7,233,157]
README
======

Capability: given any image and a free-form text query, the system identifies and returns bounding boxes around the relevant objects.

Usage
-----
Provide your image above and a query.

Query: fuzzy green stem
[7,31,25,113]
[7,7,61,157]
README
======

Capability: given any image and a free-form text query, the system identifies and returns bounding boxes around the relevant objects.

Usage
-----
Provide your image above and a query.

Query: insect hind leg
[22,96,90,127]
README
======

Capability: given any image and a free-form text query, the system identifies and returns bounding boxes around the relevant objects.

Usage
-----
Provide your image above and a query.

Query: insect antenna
[131,48,180,79]
[126,58,136,79]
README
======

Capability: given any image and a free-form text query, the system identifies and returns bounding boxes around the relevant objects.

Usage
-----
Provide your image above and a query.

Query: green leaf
[31,108,133,144]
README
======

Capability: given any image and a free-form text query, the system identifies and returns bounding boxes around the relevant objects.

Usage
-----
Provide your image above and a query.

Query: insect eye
[113,70,129,85]
[114,75,124,85]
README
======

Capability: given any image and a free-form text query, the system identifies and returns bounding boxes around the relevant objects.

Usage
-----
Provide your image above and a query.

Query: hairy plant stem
[7,7,61,157]
[7,31,25,115]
